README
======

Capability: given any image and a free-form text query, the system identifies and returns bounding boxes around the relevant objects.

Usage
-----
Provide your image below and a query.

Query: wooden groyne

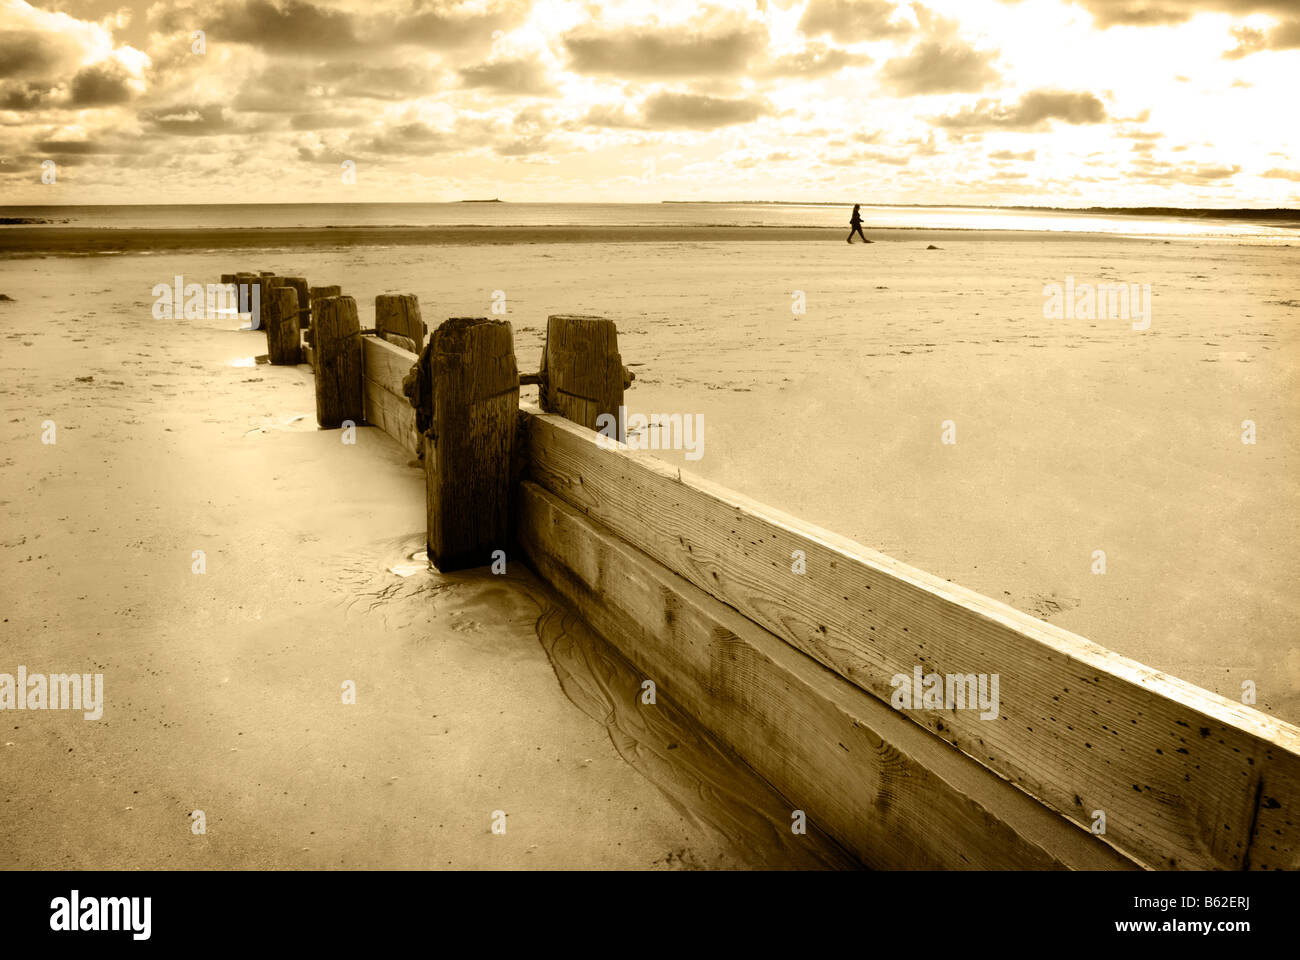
[231,275,1300,871]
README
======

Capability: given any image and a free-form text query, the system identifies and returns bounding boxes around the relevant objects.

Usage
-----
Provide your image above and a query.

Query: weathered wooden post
[375,294,425,353]
[254,276,283,331]
[234,272,259,325]
[266,287,301,366]
[282,277,310,335]
[307,284,341,351]
[539,314,628,441]
[314,296,363,429]
[424,317,518,571]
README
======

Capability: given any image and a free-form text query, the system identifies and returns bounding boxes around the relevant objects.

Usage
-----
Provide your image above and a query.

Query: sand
[0,252,852,869]
[2,230,1297,867]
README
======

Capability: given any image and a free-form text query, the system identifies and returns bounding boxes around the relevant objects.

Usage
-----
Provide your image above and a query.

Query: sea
[3,202,1298,242]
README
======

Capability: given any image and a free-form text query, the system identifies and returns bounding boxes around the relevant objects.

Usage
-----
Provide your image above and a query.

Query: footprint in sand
[1025,593,1080,620]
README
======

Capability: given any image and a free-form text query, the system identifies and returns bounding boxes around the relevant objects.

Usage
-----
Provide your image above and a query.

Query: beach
[2,228,1297,867]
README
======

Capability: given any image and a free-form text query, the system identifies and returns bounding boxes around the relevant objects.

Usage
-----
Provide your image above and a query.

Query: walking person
[847,204,868,244]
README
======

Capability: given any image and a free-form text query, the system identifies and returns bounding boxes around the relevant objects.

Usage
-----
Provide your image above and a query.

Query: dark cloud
[880,39,999,94]
[205,0,359,54]
[290,111,367,130]
[564,18,768,76]
[33,141,102,154]
[0,30,74,79]
[459,58,552,94]
[386,2,525,49]
[989,148,1035,160]
[641,91,772,128]
[68,61,135,107]
[189,0,525,56]
[798,0,912,42]
[1052,0,1299,28]
[1223,18,1300,58]
[934,90,1109,129]
[759,43,871,77]
[363,121,459,155]
[0,81,55,111]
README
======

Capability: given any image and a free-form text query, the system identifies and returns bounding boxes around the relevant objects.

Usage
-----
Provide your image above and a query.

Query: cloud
[1223,18,1300,58]
[68,60,136,106]
[290,111,367,130]
[641,90,772,128]
[0,29,80,79]
[140,103,236,135]
[759,42,871,76]
[362,121,461,155]
[0,80,54,111]
[880,38,1000,94]
[827,147,910,165]
[1051,1,1300,27]
[205,0,359,54]
[989,148,1035,160]
[185,0,526,56]
[581,102,646,129]
[564,15,768,76]
[799,0,913,42]
[459,58,552,94]
[934,90,1109,129]
[1261,167,1300,181]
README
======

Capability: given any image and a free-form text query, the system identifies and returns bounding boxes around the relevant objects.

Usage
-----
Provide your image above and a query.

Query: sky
[1,0,1298,206]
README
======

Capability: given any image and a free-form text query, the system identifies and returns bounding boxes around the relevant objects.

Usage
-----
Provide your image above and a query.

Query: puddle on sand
[389,549,432,577]
[229,355,270,368]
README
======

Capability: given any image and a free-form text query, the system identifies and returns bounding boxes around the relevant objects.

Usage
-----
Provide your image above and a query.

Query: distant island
[459,198,504,203]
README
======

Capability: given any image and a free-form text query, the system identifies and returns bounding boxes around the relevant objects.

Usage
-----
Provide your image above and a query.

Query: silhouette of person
[847,204,867,244]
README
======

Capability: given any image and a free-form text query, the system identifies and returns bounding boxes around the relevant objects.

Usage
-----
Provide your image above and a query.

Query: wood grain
[520,405,1300,870]
[518,480,1138,870]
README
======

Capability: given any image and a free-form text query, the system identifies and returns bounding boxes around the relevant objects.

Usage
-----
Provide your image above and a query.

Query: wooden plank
[518,480,1137,870]
[363,377,419,456]
[362,335,417,395]
[521,405,1300,870]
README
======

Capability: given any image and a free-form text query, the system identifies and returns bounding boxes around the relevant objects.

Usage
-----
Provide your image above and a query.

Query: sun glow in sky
[2,0,1297,205]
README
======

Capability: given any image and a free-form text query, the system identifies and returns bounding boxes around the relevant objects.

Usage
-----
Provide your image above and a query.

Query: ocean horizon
[4,201,1298,241]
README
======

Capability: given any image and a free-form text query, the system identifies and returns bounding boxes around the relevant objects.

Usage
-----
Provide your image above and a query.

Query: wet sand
[0,224,1170,258]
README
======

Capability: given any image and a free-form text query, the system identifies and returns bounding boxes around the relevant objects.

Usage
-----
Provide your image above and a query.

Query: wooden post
[425,317,518,571]
[282,277,310,335]
[307,284,341,349]
[234,272,259,325]
[314,296,363,429]
[254,276,283,331]
[375,294,425,352]
[540,314,626,440]
[266,287,301,365]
